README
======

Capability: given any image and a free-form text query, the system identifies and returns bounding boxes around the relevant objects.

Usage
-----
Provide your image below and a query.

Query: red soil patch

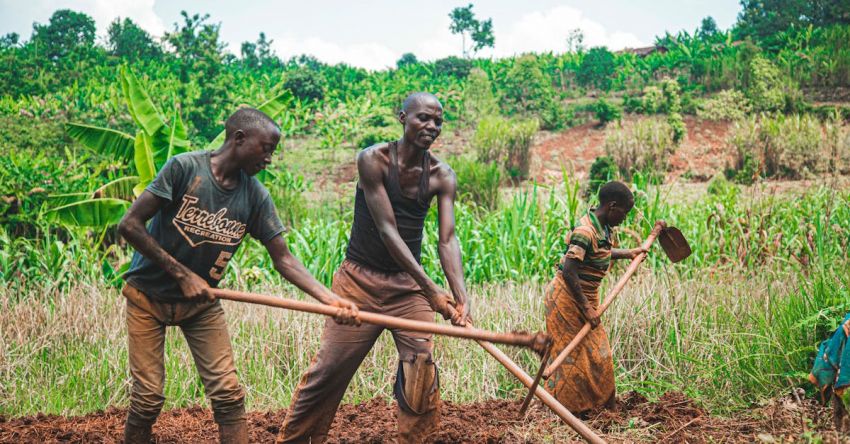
[530,116,734,185]
[0,392,842,443]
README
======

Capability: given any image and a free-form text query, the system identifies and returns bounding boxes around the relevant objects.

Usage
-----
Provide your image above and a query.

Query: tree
[0,33,19,49]
[31,9,96,62]
[396,52,418,69]
[449,4,495,58]
[284,68,326,102]
[107,18,161,62]
[163,11,228,140]
[736,0,850,47]
[241,32,280,69]
[163,11,225,81]
[698,16,719,40]
[566,28,585,53]
[577,46,616,91]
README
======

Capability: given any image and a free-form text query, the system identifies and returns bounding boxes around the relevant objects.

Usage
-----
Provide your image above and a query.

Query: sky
[0,0,741,70]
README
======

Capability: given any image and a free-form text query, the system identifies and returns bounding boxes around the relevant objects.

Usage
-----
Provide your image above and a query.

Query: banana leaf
[133,131,156,197]
[93,176,138,201]
[65,123,135,163]
[45,192,91,207]
[120,67,165,137]
[45,198,129,227]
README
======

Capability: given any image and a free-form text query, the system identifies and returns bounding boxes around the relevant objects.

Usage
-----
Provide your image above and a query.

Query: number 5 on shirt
[209,251,233,280]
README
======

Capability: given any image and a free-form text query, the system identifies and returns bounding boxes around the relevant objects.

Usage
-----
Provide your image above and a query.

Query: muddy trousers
[277,260,440,444]
[122,284,246,429]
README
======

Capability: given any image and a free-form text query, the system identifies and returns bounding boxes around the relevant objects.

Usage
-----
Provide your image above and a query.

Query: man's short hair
[402,92,441,113]
[598,181,634,207]
[224,107,279,140]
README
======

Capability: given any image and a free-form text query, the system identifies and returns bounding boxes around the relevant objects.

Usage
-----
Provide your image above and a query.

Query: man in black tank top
[278,93,470,444]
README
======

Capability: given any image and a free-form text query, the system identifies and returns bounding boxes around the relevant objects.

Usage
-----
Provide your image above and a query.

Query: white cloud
[83,0,165,36]
[416,5,646,63]
[272,35,399,71]
[489,5,646,58]
[263,5,646,70]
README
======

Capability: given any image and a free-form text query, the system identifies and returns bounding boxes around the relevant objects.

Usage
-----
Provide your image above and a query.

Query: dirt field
[0,391,843,443]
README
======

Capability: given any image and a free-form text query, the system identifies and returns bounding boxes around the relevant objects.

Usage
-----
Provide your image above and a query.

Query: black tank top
[345,142,432,272]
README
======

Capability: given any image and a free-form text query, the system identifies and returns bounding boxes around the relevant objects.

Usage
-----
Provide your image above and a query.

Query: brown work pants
[277,260,440,444]
[122,284,246,428]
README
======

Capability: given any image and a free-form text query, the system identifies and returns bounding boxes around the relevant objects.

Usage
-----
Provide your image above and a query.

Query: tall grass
[3,179,849,417]
[730,113,850,179]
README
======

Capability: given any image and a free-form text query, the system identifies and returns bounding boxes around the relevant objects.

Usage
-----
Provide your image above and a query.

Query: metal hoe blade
[658,226,691,263]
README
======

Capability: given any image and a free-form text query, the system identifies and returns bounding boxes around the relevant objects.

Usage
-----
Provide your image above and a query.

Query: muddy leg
[832,391,849,432]
[277,318,382,444]
[390,299,440,444]
[181,302,247,442]
[124,297,166,436]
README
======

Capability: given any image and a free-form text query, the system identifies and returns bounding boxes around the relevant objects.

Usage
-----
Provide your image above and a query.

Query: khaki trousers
[122,284,246,427]
[277,260,440,444]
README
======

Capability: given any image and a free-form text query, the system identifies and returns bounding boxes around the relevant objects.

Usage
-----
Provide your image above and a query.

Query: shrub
[473,116,539,180]
[668,112,686,144]
[502,55,566,130]
[641,86,663,114]
[746,57,786,112]
[356,126,398,149]
[433,56,472,79]
[450,156,502,210]
[588,156,618,196]
[604,117,676,181]
[577,47,615,91]
[697,90,752,121]
[706,174,739,198]
[659,78,682,114]
[284,68,326,102]
[593,98,622,125]
[462,68,499,126]
[729,113,845,180]
[622,93,643,113]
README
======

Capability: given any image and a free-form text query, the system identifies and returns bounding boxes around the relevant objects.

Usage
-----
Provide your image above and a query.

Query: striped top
[561,210,616,303]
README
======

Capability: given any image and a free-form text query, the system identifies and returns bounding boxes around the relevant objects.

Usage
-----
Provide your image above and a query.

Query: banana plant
[51,67,293,229]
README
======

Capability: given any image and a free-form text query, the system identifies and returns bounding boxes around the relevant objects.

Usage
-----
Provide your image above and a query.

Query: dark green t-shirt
[124,151,285,302]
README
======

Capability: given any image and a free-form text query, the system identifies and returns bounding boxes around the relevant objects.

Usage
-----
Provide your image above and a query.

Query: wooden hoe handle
[542,221,665,379]
[473,333,606,443]
[211,288,549,351]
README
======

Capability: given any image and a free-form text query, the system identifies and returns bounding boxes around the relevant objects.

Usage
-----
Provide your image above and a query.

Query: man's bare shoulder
[428,153,457,189]
[357,142,391,166]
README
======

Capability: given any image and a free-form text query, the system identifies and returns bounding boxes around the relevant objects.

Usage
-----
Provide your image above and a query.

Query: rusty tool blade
[658,226,691,263]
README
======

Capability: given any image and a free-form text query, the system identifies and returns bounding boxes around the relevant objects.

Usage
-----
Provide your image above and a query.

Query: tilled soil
[0,391,844,443]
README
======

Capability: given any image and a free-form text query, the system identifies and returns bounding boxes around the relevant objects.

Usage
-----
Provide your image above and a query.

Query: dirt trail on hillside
[0,391,843,443]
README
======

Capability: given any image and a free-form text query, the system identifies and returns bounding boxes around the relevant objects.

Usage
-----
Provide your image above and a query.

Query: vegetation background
[1,3,849,440]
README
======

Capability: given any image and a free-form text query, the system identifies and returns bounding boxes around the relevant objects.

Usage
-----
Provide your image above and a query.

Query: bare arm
[264,235,359,325]
[357,149,442,297]
[561,257,600,328]
[611,247,647,260]
[436,167,470,325]
[118,191,212,300]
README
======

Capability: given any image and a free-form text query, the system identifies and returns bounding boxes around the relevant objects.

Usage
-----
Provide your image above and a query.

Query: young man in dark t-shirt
[118,108,359,444]
[277,93,470,444]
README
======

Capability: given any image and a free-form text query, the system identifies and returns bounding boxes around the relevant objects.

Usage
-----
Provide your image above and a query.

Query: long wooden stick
[211,288,547,350]
[475,338,606,444]
[542,221,665,379]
